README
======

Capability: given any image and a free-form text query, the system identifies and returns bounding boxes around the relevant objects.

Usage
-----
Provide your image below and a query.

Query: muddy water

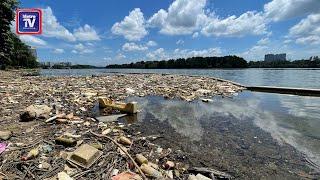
[118,93,320,179]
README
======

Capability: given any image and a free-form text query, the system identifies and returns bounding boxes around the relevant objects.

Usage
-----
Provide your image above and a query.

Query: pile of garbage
[0,70,237,179]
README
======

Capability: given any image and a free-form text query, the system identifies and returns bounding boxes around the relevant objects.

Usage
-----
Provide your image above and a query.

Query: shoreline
[0,70,316,179]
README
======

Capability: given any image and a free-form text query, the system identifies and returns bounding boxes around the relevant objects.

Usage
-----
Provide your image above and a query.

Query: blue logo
[16,9,42,35]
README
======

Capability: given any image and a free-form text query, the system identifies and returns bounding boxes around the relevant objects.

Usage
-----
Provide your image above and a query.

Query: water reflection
[127,93,320,167]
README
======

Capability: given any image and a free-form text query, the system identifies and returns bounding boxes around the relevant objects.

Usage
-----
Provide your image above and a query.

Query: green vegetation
[248,57,320,68]
[106,56,320,69]
[106,56,248,69]
[0,0,38,69]
[41,64,101,69]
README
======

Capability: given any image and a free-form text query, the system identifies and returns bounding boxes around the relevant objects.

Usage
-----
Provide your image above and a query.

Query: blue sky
[16,0,320,66]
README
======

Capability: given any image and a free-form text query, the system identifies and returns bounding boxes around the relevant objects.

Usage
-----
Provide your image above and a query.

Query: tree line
[0,0,38,69]
[106,56,248,69]
[106,56,320,69]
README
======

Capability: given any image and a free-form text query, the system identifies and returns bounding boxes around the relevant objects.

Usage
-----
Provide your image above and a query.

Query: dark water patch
[120,95,319,179]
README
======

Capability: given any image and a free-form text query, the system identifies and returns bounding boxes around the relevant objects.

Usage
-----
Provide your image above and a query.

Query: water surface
[41,68,320,170]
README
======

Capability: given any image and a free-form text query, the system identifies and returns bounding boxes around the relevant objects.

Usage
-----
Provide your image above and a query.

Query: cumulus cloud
[73,43,94,54]
[201,11,268,37]
[42,7,76,41]
[73,24,100,41]
[147,0,268,37]
[122,42,148,51]
[264,0,320,21]
[173,47,222,58]
[146,48,166,60]
[19,35,47,46]
[288,13,320,45]
[111,8,148,41]
[148,0,207,35]
[53,48,64,54]
[146,47,222,61]
[146,40,157,47]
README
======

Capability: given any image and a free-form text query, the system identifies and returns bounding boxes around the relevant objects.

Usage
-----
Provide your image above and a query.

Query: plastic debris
[0,143,7,154]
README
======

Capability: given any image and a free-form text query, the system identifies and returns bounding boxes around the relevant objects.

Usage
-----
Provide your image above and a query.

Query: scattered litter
[111,171,142,180]
[67,144,103,169]
[58,171,73,180]
[55,137,77,147]
[0,143,7,154]
[20,104,52,121]
[0,130,12,140]
[118,136,132,145]
[95,114,127,123]
[99,98,138,114]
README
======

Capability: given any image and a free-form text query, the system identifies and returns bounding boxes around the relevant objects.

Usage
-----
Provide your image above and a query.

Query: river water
[41,68,320,170]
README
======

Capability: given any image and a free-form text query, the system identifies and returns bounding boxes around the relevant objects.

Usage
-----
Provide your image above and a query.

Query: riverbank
[0,70,317,179]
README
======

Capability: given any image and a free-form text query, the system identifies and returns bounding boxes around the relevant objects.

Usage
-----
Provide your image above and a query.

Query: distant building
[264,53,286,62]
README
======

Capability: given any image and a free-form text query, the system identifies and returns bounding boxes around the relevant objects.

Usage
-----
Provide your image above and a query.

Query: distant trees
[0,0,38,69]
[248,57,320,68]
[106,56,248,69]
[106,56,320,69]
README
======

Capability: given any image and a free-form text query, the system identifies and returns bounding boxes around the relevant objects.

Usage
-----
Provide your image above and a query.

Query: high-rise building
[264,53,286,62]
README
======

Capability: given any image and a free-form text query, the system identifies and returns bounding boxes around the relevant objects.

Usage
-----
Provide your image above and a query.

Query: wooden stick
[90,131,147,180]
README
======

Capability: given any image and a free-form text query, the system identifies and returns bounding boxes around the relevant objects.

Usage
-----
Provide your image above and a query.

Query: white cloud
[146,48,166,60]
[42,7,76,41]
[73,43,94,54]
[201,11,268,37]
[53,48,64,54]
[173,47,222,58]
[147,0,268,37]
[257,37,270,45]
[73,24,100,41]
[176,39,184,45]
[122,42,148,51]
[19,35,47,46]
[264,0,320,21]
[288,13,320,45]
[111,8,148,41]
[146,47,222,61]
[192,32,199,38]
[115,53,126,60]
[148,0,207,35]
[146,40,157,47]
